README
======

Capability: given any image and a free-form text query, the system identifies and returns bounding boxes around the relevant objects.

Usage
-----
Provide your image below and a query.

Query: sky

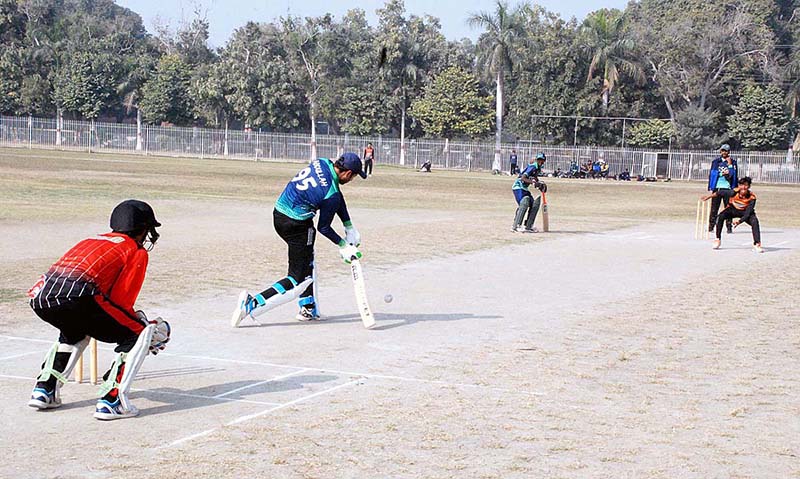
[116,0,629,47]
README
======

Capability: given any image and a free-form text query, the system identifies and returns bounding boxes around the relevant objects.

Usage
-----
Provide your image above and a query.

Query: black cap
[339,152,367,179]
[110,200,161,233]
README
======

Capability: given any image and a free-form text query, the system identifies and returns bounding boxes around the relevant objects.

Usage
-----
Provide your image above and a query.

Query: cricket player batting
[231,153,367,326]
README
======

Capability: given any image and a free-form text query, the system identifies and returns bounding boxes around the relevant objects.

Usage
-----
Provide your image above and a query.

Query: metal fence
[2,114,799,184]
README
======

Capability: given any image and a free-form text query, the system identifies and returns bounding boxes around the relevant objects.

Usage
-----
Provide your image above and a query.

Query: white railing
[1,114,798,184]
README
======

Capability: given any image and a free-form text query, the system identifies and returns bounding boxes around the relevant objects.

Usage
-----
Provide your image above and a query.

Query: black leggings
[716,208,761,245]
[265,210,315,299]
[364,158,373,175]
[709,189,732,230]
[32,296,140,352]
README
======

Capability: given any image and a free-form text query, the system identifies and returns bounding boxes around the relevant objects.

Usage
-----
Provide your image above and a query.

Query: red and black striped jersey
[28,232,148,333]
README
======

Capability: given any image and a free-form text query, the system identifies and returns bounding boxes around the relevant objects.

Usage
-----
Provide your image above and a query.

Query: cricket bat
[541,191,549,232]
[350,259,375,329]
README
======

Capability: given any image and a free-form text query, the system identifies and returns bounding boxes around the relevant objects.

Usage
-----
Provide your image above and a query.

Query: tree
[213,22,307,131]
[280,14,334,158]
[675,105,720,149]
[468,1,526,168]
[317,9,391,135]
[728,84,791,150]
[580,9,642,113]
[626,120,674,148]
[628,0,775,119]
[51,51,116,119]
[139,54,193,125]
[376,1,448,162]
[0,46,23,113]
[506,6,583,143]
[409,66,493,138]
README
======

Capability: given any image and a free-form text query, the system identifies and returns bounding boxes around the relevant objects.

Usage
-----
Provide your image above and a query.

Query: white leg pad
[251,277,313,318]
[37,337,90,385]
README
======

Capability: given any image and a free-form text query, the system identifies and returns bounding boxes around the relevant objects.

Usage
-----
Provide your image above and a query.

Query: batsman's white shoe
[712,239,721,250]
[522,227,538,233]
[296,306,321,321]
[93,398,139,420]
[514,226,527,233]
[231,290,255,328]
[753,244,763,253]
[27,387,61,410]
[510,226,519,233]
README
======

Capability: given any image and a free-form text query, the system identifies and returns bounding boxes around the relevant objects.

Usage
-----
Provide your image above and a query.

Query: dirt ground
[0,148,798,478]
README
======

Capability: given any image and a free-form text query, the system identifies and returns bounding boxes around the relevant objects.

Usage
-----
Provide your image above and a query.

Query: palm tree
[581,9,643,113]
[468,1,526,169]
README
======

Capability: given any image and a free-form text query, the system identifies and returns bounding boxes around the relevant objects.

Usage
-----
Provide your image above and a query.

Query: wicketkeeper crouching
[26,200,171,420]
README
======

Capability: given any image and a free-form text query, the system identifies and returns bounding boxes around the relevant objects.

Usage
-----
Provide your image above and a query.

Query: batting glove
[344,223,361,247]
[338,242,362,264]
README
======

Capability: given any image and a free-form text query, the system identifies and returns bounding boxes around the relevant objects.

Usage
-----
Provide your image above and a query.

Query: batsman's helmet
[536,152,546,161]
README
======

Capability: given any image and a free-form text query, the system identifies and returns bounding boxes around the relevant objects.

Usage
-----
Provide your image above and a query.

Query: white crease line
[0,335,546,397]
[213,369,309,398]
[0,373,281,407]
[0,373,34,381]
[166,429,217,448]
[0,350,46,361]
[228,379,361,425]
[0,335,52,344]
[165,379,362,448]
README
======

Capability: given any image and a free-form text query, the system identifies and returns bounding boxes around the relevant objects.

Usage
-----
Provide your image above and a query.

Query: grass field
[1,147,798,478]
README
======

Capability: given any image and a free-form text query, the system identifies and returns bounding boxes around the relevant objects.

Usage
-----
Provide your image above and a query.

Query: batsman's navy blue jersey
[275,158,351,244]
[512,163,542,191]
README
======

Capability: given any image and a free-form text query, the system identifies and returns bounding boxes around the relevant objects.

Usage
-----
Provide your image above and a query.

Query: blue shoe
[27,386,61,410]
[231,290,255,328]
[295,305,321,321]
[93,398,139,420]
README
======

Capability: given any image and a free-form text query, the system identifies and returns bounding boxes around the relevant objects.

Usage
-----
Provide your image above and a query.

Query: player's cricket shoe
[93,399,139,420]
[296,306,321,321]
[753,244,763,253]
[231,290,255,328]
[522,227,538,233]
[712,239,721,250]
[27,386,61,410]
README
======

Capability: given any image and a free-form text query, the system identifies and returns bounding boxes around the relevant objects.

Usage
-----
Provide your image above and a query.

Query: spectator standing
[509,149,518,175]
[363,143,375,177]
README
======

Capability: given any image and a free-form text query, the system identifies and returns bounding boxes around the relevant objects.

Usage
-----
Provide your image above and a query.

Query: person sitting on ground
[592,161,601,179]
[569,161,580,177]
[419,160,432,173]
[618,169,631,181]
[600,161,610,179]
[579,162,590,178]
